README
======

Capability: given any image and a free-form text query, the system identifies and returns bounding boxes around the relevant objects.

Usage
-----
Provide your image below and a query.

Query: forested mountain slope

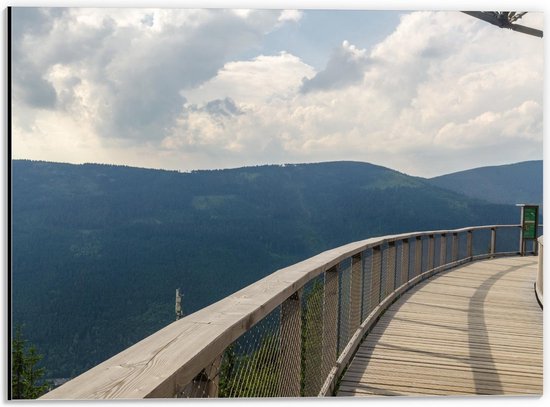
[12,160,519,379]
[428,160,542,205]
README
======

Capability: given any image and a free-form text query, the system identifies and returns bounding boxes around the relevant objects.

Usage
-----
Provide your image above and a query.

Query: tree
[11,325,49,399]
[11,326,25,399]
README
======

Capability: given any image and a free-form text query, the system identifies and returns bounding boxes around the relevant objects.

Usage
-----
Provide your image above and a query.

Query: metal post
[490,227,497,256]
[184,355,222,397]
[519,205,525,255]
[467,230,473,259]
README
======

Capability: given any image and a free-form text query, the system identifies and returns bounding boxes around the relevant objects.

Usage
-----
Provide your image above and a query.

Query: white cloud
[278,9,303,23]
[12,9,544,177]
[184,52,315,105]
[301,40,369,93]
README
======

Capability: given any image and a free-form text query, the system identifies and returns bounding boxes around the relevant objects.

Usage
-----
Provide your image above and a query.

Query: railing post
[386,241,396,292]
[536,236,543,307]
[370,246,382,311]
[184,355,222,397]
[452,232,459,262]
[278,290,302,397]
[440,233,447,266]
[322,266,338,383]
[414,236,422,276]
[350,253,363,331]
[400,239,409,284]
[490,227,497,256]
[427,235,435,270]
[467,230,473,259]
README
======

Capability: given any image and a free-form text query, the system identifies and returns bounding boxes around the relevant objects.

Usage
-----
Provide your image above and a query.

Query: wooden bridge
[337,256,542,396]
[41,225,543,399]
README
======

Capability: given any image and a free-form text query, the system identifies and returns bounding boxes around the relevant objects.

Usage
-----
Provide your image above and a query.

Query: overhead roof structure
[462,11,543,38]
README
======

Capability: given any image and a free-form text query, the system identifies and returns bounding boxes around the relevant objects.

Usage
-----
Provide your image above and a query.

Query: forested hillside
[428,160,542,205]
[12,160,519,379]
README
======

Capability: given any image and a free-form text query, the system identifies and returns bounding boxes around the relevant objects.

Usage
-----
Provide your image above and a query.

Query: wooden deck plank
[337,256,542,397]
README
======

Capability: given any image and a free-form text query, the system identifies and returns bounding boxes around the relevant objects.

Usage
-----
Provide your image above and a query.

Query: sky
[9,2,544,177]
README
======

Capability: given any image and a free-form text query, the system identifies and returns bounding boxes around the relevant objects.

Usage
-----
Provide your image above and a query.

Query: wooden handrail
[40,224,529,399]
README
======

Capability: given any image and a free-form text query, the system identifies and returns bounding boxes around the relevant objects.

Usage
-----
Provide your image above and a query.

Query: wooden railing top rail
[41,224,523,399]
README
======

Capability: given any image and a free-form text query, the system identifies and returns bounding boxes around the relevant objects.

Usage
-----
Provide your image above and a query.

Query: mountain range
[11,159,542,379]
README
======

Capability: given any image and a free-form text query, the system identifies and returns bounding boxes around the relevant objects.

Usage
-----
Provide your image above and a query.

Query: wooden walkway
[338,256,542,396]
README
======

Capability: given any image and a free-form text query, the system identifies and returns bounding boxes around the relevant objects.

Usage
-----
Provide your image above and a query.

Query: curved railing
[536,236,543,307]
[41,224,536,399]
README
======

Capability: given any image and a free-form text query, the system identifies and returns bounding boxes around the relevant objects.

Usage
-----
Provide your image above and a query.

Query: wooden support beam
[467,230,473,259]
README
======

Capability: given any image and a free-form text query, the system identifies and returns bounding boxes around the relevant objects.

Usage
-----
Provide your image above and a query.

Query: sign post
[516,204,539,255]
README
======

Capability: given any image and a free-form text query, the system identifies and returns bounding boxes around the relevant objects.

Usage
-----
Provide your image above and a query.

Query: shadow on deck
[337,256,542,396]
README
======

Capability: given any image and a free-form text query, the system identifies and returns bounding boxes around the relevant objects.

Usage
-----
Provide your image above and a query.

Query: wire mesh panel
[408,238,416,281]
[385,242,397,294]
[456,232,467,260]
[495,226,521,253]
[369,246,382,315]
[300,273,325,396]
[349,254,363,333]
[394,241,404,289]
[337,258,352,357]
[439,234,447,267]
[401,239,410,286]
[321,266,338,395]
[472,228,491,257]
[361,249,373,321]
[421,236,429,272]
[426,235,435,271]
[434,234,442,268]
[379,243,389,300]
[179,305,284,398]
[446,233,454,264]
[451,233,459,262]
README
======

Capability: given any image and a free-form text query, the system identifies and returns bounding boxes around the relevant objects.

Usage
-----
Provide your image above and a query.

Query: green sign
[522,206,538,239]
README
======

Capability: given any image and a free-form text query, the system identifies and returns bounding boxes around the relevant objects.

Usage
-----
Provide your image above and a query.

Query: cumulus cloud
[12,8,297,143]
[12,10,543,176]
[300,40,369,94]
[184,52,315,105]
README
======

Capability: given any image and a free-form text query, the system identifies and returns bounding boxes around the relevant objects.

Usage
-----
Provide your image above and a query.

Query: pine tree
[11,325,49,399]
[23,346,49,398]
[11,326,25,399]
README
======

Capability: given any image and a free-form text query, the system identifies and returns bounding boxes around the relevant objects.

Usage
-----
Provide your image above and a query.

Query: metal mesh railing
[41,224,542,400]
[172,225,531,398]
[179,226,532,397]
